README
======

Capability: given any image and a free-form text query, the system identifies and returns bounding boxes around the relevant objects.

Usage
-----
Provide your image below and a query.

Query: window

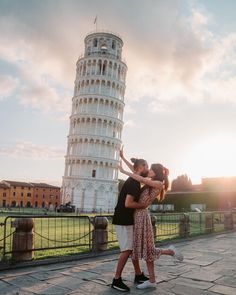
[191,204,206,212]
[35,201,38,208]
[13,192,16,196]
[163,204,174,211]
[14,186,16,189]
[21,186,24,189]
[21,192,24,197]
[3,192,6,197]
[3,200,6,207]
[92,170,96,178]
[20,201,23,207]
[43,194,45,199]
[93,38,98,47]
[35,194,38,198]
[27,193,31,197]
[112,40,116,49]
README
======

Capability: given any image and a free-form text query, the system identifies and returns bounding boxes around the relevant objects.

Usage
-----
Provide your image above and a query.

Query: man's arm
[125,195,147,209]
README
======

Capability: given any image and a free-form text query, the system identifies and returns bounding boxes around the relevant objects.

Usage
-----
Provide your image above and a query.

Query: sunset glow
[183,136,236,183]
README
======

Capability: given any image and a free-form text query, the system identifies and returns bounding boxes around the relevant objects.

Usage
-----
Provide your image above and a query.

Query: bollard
[12,218,34,262]
[179,214,190,238]
[150,215,157,242]
[224,212,233,230]
[92,216,108,251]
[205,213,214,233]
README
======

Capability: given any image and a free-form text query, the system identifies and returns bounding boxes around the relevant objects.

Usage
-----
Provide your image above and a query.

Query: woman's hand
[118,160,126,174]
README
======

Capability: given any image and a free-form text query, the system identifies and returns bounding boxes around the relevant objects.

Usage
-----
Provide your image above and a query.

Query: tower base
[62,177,118,213]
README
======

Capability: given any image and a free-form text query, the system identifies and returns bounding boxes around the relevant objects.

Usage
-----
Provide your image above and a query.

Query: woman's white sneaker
[168,245,184,261]
[136,280,156,289]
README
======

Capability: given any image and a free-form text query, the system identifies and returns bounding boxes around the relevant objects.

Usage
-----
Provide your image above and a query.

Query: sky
[1,0,236,185]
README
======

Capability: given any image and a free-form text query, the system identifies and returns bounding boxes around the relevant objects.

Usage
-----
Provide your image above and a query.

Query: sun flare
[183,136,236,183]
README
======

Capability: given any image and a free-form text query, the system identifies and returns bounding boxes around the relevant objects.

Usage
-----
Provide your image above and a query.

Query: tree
[118,179,125,193]
[171,174,192,191]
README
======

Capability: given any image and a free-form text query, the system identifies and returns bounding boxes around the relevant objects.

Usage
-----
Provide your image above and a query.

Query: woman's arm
[119,162,163,189]
[120,146,135,172]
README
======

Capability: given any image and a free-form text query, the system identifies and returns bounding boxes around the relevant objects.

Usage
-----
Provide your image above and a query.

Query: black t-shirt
[113,177,141,225]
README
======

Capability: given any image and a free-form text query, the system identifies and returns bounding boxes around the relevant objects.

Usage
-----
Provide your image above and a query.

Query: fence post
[12,218,34,262]
[205,213,214,233]
[179,213,190,238]
[92,216,108,251]
[224,211,234,230]
[151,215,157,242]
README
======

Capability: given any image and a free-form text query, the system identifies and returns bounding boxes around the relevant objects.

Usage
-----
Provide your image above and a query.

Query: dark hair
[150,163,169,202]
[130,158,147,170]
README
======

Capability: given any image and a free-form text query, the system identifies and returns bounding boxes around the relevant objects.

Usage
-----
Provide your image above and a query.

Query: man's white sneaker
[168,245,184,261]
[136,280,156,289]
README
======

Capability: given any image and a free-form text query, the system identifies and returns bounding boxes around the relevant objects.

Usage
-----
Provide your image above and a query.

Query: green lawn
[0,211,234,262]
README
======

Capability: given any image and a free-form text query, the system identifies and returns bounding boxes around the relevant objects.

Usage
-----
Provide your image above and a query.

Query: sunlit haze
[1,0,236,185]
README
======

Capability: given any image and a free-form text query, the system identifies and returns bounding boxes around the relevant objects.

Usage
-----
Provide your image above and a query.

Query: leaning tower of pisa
[62,31,127,212]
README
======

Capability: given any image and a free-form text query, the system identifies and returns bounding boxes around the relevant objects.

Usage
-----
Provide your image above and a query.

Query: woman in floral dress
[119,158,183,289]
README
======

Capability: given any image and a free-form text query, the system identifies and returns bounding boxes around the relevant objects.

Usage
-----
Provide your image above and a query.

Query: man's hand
[125,195,148,209]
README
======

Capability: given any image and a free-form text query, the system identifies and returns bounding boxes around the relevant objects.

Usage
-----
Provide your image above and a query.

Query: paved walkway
[0,232,236,294]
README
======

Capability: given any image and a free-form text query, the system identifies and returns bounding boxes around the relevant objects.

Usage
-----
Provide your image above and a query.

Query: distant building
[0,180,61,209]
[30,183,61,209]
[151,176,236,212]
[0,182,10,208]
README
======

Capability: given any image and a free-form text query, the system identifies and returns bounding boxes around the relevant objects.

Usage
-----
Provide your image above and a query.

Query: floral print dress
[132,186,161,262]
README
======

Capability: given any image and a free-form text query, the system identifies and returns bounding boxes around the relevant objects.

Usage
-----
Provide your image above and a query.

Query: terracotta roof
[3,180,34,187]
[0,182,9,189]
[30,183,60,189]
[2,180,60,189]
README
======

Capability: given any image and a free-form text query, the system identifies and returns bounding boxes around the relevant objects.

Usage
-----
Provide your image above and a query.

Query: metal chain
[34,230,92,244]
[0,231,14,243]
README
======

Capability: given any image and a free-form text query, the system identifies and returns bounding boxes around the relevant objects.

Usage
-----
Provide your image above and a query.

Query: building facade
[62,31,127,212]
[0,182,10,208]
[31,183,61,209]
[0,181,61,209]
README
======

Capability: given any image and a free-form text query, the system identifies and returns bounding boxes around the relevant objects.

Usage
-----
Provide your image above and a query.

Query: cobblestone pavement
[0,232,236,294]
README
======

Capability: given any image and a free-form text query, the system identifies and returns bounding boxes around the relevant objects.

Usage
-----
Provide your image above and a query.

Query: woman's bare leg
[146,260,156,283]
[160,249,174,256]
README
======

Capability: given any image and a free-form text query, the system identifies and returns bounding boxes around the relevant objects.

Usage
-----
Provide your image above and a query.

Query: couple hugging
[111,149,183,292]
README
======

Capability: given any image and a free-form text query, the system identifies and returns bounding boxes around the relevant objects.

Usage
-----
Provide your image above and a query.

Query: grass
[0,211,234,262]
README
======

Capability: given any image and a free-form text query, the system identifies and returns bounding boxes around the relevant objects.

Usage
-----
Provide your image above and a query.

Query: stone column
[92,216,108,251]
[12,218,34,262]
[205,213,214,233]
[179,214,190,238]
[224,212,234,230]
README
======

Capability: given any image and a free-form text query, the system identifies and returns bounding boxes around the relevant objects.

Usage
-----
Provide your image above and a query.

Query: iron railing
[0,211,236,263]
[1,215,91,261]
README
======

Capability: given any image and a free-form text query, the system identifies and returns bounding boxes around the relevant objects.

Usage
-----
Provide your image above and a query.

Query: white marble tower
[62,31,127,212]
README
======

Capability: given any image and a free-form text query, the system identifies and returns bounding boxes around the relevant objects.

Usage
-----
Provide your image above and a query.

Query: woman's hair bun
[130,158,137,164]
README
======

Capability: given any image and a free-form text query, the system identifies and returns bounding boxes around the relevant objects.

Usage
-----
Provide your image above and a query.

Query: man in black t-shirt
[111,158,149,292]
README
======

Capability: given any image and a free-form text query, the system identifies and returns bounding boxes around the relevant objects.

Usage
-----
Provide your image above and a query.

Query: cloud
[0,0,236,117]
[0,141,65,160]
[0,75,18,100]
[124,120,135,128]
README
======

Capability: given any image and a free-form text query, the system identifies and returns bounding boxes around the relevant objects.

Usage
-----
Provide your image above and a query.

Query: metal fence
[0,215,91,261]
[0,211,236,263]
